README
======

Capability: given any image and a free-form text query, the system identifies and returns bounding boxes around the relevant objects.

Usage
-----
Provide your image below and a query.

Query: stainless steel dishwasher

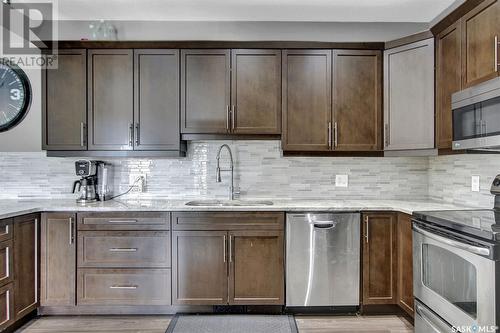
[286,213,360,307]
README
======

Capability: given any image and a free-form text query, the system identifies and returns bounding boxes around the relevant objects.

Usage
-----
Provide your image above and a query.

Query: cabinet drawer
[78,231,171,268]
[0,241,13,287]
[172,212,284,230]
[77,268,171,306]
[0,220,12,243]
[78,212,170,231]
[0,283,13,331]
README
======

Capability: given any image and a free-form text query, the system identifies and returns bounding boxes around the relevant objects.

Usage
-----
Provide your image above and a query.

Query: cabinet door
[0,284,13,331]
[13,214,39,320]
[333,50,382,151]
[231,50,281,134]
[282,50,332,151]
[172,231,228,305]
[397,213,414,317]
[181,49,230,134]
[42,49,87,151]
[0,241,13,288]
[40,213,76,306]
[462,0,500,87]
[362,213,397,305]
[228,230,284,305]
[436,22,463,149]
[134,49,180,150]
[384,39,435,151]
[88,49,134,150]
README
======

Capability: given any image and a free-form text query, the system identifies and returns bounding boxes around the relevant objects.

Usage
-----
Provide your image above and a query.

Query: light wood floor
[17,315,413,333]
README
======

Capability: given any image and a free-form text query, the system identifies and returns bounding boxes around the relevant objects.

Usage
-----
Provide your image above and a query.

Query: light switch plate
[471,175,480,192]
[335,174,348,187]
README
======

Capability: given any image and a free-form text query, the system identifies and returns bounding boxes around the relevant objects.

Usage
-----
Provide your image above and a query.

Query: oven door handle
[414,225,490,257]
[415,303,449,333]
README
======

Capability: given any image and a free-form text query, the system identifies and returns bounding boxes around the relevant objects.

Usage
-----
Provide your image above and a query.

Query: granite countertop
[0,198,477,220]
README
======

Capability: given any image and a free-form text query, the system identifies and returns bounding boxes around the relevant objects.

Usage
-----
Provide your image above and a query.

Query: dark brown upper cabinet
[462,0,500,88]
[231,50,281,134]
[282,49,382,152]
[181,49,281,136]
[134,49,181,150]
[282,50,332,151]
[333,50,382,151]
[181,49,231,134]
[436,22,463,150]
[88,49,134,150]
[42,49,87,151]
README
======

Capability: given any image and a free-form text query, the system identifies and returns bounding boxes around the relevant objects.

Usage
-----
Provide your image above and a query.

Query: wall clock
[0,59,32,132]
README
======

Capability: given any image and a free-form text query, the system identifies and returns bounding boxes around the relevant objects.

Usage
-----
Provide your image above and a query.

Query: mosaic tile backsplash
[0,140,498,208]
[428,154,500,208]
[0,141,429,201]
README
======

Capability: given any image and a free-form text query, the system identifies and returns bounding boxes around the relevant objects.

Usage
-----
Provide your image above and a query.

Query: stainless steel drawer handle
[110,285,138,290]
[413,225,490,256]
[109,248,138,252]
[107,220,138,223]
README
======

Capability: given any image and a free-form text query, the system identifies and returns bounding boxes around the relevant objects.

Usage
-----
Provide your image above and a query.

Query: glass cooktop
[413,209,500,241]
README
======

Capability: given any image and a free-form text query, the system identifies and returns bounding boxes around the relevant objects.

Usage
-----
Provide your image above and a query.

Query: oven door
[413,224,496,328]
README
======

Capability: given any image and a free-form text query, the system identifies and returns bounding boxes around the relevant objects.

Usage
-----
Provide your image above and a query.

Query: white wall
[54,20,428,42]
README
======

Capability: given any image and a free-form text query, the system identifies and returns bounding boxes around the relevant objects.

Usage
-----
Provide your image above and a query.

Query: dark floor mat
[166,314,298,333]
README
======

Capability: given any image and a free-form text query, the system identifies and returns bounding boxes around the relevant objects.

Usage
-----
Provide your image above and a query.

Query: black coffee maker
[72,160,99,203]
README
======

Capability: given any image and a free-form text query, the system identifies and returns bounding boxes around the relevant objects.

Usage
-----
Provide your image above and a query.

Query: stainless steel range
[412,176,500,333]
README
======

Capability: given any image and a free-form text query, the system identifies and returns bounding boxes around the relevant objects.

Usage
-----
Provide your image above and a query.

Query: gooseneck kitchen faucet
[215,144,236,200]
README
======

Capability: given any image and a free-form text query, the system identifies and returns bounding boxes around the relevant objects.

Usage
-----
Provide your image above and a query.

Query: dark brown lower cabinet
[172,231,228,305]
[0,283,14,330]
[362,212,397,305]
[229,231,284,305]
[172,212,285,306]
[13,214,39,320]
[362,212,414,317]
[40,213,76,307]
[397,213,414,317]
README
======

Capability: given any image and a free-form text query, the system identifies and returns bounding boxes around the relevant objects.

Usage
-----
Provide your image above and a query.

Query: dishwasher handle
[313,221,337,229]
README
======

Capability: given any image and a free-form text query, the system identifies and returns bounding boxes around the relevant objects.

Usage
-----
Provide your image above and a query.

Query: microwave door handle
[413,225,490,257]
[415,304,447,333]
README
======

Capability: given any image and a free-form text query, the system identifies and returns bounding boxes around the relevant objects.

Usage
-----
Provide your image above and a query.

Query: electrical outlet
[335,174,348,187]
[129,174,147,193]
[471,175,480,192]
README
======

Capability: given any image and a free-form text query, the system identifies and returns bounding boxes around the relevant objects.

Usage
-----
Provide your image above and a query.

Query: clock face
[0,60,31,132]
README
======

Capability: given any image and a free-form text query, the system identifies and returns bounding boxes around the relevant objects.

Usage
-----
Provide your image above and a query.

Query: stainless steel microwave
[452,77,500,150]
